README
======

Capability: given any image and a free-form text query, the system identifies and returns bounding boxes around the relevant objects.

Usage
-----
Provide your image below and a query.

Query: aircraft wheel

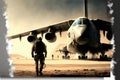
[82,56,87,59]
[68,56,70,59]
[78,56,81,60]
[100,55,108,60]
[85,56,87,59]
[104,55,107,59]
[62,56,64,59]
[82,56,84,59]
[100,55,103,60]
[104,55,108,60]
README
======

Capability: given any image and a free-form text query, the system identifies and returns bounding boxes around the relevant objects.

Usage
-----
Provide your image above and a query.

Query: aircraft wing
[7,20,74,40]
[91,19,112,31]
[91,19,113,40]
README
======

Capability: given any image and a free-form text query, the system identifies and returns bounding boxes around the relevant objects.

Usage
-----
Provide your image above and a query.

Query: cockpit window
[76,19,82,24]
[71,18,91,27]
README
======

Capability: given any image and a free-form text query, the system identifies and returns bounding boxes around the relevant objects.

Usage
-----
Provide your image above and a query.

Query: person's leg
[40,57,45,75]
[34,56,39,76]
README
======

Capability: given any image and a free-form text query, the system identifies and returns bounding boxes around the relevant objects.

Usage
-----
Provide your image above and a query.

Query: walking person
[31,37,47,76]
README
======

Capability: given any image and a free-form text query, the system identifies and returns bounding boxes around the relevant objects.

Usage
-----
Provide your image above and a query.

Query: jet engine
[45,32,56,43]
[45,26,57,43]
[27,31,37,43]
[27,35,37,42]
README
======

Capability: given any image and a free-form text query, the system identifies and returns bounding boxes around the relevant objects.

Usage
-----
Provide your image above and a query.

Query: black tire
[82,56,86,59]
[62,56,64,59]
[104,55,107,59]
[100,55,103,60]
[68,56,70,59]
[82,56,84,59]
[85,56,87,59]
[78,56,81,60]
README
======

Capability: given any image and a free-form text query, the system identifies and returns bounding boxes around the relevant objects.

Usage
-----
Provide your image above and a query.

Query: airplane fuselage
[67,17,99,54]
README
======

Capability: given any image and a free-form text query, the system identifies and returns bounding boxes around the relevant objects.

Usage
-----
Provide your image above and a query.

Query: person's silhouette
[31,37,47,76]
[52,54,54,60]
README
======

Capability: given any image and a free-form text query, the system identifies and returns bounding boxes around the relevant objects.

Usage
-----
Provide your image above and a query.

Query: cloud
[5,0,110,36]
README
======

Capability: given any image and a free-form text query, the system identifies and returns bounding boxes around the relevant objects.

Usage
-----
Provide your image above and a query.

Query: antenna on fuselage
[84,0,88,18]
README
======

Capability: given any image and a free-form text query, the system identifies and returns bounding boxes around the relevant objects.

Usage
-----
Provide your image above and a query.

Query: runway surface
[12,59,111,77]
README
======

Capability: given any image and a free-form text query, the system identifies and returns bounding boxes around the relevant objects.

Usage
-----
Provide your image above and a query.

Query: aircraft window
[76,19,82,24]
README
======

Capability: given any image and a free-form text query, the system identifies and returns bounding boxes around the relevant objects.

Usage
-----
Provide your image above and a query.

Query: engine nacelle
[27,35,36,43]
[106,29,113,40]
[45,32,56,43]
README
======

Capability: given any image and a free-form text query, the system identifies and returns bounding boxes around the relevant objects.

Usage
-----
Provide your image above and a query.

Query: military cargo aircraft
[8,0,113,60]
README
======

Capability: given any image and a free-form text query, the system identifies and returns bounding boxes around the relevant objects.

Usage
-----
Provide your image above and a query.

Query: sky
[5,0,110,36]
[5,0,112,59]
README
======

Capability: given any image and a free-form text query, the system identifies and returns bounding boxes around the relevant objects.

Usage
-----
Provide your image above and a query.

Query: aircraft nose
[74,24,87,38]
[75,24,89,45]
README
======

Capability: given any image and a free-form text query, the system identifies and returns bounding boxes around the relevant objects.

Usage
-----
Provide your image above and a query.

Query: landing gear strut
[82,55,87,59]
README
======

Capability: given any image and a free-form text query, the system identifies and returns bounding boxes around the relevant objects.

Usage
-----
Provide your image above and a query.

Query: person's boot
[36,66,39,76]
[39,67,43,76]
[39,71,43,76]
[36,68,39,76]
